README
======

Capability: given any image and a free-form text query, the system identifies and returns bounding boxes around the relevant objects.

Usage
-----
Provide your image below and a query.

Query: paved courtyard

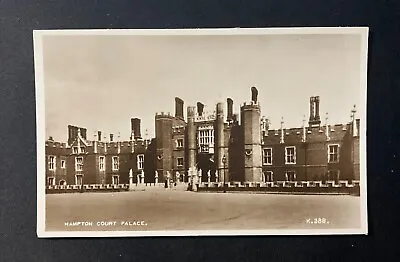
[45,190,361,232]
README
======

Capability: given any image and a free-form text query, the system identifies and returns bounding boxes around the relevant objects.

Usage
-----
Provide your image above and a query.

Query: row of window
[48,155,145,171]
[48,156,65,170]
[263,145,340,165]
[262,170,340,182]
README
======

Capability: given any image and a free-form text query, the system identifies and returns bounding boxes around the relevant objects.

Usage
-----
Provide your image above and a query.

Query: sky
[42,32,365,142]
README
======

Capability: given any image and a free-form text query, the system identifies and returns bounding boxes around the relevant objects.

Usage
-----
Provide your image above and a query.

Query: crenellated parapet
[155,112,174,119]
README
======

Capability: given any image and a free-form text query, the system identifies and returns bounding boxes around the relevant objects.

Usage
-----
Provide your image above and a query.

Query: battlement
[194,111,216,122]
[45,140,68,148]
[241,101,261,109]
[172,125,185,134]
[155,112,174,119]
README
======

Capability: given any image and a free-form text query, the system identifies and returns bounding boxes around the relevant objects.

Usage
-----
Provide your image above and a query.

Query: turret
[241,86,263,182]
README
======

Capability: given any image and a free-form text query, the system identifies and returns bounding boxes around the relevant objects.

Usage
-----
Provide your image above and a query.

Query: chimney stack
[309,96,321,127]
[197,102,204,116]
[110,134,114,142]
[98,131,102,141]
[227,98,233,122]
[251,86,258,103]
[175,97,184,119]
[131,118,142,140]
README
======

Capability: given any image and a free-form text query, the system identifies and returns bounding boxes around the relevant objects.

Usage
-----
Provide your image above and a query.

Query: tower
[187,106,197,183]
[240,87,263,182]
[215,102,228,182]
[155,112,173,182]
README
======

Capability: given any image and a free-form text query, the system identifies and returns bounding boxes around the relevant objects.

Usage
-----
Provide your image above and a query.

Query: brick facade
[45,88,361,186]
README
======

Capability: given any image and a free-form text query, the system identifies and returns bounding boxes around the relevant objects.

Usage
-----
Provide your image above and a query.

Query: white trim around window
[285,146,296,164]
[99,156,105,171]
[47,177,55,186]
[176,138,184,148]
[75,157,83,171]
[263,148,273,165]
[48,155,56,171]
[112,156,119,171]
[60,160,65,169]
[328,144,340,163]
[177,157,184,167]
[112,175,120,185]
[137,154,144,170]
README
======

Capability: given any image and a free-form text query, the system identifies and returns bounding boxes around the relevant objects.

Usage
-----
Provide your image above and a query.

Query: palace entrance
[197,153,216,182]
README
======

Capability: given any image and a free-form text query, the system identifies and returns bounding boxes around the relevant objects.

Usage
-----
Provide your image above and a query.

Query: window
[198,129,214,145]
[48,177,55,186]
[137,154,144,170]
[263,148,273,165]
[73,147,78,154]
[176,139,184,148]
[61,160,65,169]
[80,147,85,153]
[264,171,274,182]
[59,180,66,186]
[99,156,105,171]
[285,146,296,164]
[112,156,119,171]
[285,171,296,181]
[75,175,83,185]
[328,144,339,163]
[328,170,340,181]
[75,157,83,171]
[112,175,119,185]
[48,156,56,170]
[177,157,184,167]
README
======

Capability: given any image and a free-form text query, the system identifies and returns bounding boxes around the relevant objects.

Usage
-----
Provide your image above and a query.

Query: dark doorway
[197,153,216,182]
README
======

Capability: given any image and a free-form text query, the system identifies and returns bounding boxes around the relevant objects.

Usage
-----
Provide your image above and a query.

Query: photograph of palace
[35,28,368,236]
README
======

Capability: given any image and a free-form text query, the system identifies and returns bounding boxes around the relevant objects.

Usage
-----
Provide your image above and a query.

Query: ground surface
[45,189,361,232]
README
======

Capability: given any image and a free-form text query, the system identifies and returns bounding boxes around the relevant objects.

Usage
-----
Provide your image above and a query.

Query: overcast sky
[42,32,364,142]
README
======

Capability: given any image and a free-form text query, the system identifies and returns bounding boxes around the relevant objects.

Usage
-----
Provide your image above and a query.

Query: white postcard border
[34,27,369,238]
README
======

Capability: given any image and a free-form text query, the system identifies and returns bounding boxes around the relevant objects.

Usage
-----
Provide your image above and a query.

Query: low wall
[195,180,361,196]
[45,182,187,194]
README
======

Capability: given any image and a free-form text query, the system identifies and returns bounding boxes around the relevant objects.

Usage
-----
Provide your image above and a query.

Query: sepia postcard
[34,27,369,238]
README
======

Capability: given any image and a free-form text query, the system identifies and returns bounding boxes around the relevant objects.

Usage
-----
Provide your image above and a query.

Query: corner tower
[240,87,263,182]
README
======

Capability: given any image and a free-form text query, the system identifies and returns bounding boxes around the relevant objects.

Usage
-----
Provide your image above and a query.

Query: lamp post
[222,155,227,193]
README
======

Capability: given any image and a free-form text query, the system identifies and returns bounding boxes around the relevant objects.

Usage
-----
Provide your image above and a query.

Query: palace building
[45,87,360,186]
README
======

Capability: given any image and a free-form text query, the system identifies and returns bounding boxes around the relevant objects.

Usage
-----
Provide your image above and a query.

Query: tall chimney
[98,131,102,141]
[197,102,204,116]
[309,96,321,127]
[227,98,233,122]
[175,97,184,119]
[131,118,142,139]
[110,134,114,142]
[251,86,258,103]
